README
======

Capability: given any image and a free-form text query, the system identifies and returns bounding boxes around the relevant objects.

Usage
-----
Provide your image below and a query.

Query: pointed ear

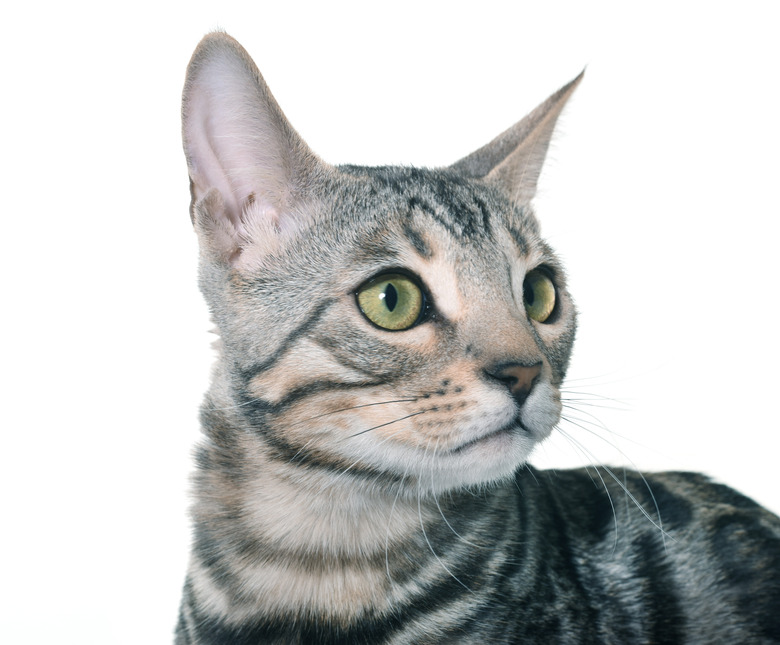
[182,32,327,263]
[449,71,583,205]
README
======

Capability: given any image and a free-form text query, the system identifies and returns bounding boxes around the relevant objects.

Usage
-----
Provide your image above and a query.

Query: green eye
[356,273,425,331]
[523,269,556,323]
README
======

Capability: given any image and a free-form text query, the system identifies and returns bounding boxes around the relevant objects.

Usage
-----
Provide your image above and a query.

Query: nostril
[485,362,542,407]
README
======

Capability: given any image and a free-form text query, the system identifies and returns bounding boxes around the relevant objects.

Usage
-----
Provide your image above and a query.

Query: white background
[2,2,778,643]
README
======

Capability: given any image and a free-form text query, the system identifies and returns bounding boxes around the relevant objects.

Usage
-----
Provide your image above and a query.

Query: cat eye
[356,273,425,331]
[523,269,556,323]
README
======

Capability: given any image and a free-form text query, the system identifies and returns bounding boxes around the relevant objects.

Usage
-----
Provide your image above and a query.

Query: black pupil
[384,283,398,311]
[523,281,534,306]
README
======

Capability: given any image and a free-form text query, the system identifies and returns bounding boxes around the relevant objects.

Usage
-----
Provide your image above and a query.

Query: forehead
[355,166,545,257]
[336,165,538,251]
[344,165,511,236]
[331,166,551,317]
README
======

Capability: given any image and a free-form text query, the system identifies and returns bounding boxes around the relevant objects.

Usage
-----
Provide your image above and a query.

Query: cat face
[183,34,579,494]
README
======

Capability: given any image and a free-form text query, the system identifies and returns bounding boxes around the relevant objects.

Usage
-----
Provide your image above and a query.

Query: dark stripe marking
[508,224,528,254]
[240,378,387,417]
[403,222,433,258]
[632,532,686,642]
[237,297,337,379]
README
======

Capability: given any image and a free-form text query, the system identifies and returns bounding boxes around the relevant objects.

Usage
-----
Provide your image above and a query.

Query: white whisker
[329,424,416,486]
[559,409,670,546]
[557,421,672,548]
[418,436,473,593]
[385,459,412,584]
[349,411,427,438]
[554,427,619,551]
[206,395,417,418]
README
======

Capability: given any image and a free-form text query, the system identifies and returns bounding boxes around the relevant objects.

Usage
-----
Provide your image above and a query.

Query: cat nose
[485,362,542,408]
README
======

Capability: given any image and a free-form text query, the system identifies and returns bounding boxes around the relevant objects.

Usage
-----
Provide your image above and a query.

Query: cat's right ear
[182,32,328,265]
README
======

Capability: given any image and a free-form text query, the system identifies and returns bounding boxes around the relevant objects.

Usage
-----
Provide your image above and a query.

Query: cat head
[182,32,580,494]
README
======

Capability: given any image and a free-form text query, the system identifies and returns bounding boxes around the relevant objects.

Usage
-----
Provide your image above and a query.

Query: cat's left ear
[449,71,583,205]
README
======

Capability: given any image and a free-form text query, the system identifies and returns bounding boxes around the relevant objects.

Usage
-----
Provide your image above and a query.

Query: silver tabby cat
[176,32,780,644]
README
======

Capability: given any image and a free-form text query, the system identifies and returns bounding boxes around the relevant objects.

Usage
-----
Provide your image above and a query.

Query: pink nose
[486,362,542,407]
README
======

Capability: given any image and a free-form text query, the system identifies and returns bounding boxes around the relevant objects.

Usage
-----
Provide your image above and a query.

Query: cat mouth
[450,420,525,454]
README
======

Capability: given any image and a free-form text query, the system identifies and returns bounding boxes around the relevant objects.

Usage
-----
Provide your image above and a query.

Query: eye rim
[522,267,559,324]
[355,269,431,332]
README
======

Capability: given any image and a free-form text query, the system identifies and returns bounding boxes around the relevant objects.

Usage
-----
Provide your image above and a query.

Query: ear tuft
[191,188,243,265]
[450,71,584,205]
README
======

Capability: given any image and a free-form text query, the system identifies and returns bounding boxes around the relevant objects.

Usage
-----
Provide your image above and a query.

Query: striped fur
[177,33,780,644]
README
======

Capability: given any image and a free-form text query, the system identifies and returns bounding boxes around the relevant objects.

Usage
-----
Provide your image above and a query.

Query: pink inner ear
[185,94,242,228]
[183,49,288,234]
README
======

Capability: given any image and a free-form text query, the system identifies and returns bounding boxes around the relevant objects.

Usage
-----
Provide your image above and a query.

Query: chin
[402,425,542,494]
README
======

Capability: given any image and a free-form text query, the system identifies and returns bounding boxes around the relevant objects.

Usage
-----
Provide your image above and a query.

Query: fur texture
[176,32,780,644]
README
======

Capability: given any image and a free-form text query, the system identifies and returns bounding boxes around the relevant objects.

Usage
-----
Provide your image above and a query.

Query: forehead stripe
[403,223,432,258]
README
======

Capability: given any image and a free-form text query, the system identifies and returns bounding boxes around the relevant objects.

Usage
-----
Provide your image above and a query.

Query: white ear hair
[182,32,328,260]
[450,71,583,205]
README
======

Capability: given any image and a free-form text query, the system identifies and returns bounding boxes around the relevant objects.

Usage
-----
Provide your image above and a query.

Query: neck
[186,389,525,629]
[187,403,448,625]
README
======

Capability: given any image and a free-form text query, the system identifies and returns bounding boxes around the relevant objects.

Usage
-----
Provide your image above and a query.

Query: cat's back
[519,467,780,643]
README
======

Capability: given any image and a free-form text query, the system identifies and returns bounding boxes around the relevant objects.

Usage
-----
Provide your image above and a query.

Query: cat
[175,32,780,644]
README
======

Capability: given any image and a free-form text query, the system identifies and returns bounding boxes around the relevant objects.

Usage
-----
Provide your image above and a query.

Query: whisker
[561,398,630,412]
[385,458,412,584]
[559,411,670,540]
[522,463,540,486]
[433,492,482,549]
[288,436,318,465]
[203,398,260,412]
[560,404,656,454]
[348,411,427,438]
[560,390,630,406]
[418,438,473,593]
[555,428,619,551]
[560,407,632,444]
[561,409,676,462]
[557,421,672,548]
[329,409,432,485]
[294,398,418,426]
[206,395,417,418]
[334,435,408,485]
[426,439,484,549]
[561,370,627,383]
[561,367,658,389]
[602,462,671,549]
[285,399,421,465]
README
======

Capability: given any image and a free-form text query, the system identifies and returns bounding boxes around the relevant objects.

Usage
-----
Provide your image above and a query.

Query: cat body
[176,33,780,644]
